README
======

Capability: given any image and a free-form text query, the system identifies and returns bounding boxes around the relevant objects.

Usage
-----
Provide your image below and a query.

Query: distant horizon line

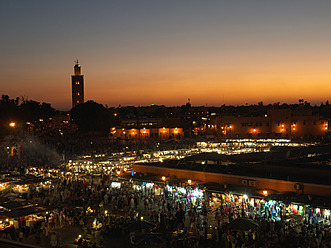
[1,93,329,111]
[56,99,330,112]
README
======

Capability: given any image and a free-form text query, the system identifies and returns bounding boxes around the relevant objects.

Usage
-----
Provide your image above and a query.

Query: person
[130,231,135,245]
[19,229,24,242]
[144,198,149,212]
[57,232,62,247]
[45,224,49,237]
[50,232,57,248]
[79,218,84,230]
[41,221,45,233]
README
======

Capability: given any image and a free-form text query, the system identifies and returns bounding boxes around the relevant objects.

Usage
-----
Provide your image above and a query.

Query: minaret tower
[71,60,84,108]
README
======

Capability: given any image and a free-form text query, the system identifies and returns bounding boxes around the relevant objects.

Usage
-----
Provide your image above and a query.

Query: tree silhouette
[70,100,112,133]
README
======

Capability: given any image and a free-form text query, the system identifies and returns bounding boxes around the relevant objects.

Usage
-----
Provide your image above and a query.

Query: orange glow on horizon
[3,54,331,110]
[2,0,331,112]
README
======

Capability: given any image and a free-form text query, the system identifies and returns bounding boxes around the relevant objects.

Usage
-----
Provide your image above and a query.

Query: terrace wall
[132,164,331,197]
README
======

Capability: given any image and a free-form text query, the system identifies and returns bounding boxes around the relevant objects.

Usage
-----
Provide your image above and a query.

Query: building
[208,108,328,139]
[111,117,184,141]
[71,60,84,108]
[111,127,184,141]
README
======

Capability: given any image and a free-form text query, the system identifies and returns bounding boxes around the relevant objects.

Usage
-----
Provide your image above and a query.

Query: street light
[9,122,16,127]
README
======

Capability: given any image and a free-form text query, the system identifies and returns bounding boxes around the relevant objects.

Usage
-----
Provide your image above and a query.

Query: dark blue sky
[1,1,330,110]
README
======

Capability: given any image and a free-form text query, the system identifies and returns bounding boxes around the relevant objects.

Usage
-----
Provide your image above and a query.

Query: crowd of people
[1,165,331,247]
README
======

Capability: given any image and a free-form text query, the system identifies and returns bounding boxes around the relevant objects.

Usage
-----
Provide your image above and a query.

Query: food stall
[36,180,52,191]
[12,184,30,194]
[0,179,16,192]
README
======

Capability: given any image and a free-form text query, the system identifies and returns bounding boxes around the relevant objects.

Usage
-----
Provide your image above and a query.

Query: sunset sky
[1,1,331,110]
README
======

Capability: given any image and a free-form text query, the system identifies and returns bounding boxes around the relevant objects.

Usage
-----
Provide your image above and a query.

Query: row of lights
[253,123,328,133]
[161,176,192,184]
[9,119,50,128]
[112,127,180,135]
[125,171,271,199]
[220,122,329,134]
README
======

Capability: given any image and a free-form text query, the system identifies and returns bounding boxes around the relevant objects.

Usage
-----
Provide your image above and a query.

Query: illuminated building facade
[208,109,328,139]
[111,117,183,140]
[112,108,328,140]
[71,60,84,108]
[111,127,184,141]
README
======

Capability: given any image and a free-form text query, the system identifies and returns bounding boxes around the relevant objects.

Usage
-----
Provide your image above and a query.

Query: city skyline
[1,1,331,110]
